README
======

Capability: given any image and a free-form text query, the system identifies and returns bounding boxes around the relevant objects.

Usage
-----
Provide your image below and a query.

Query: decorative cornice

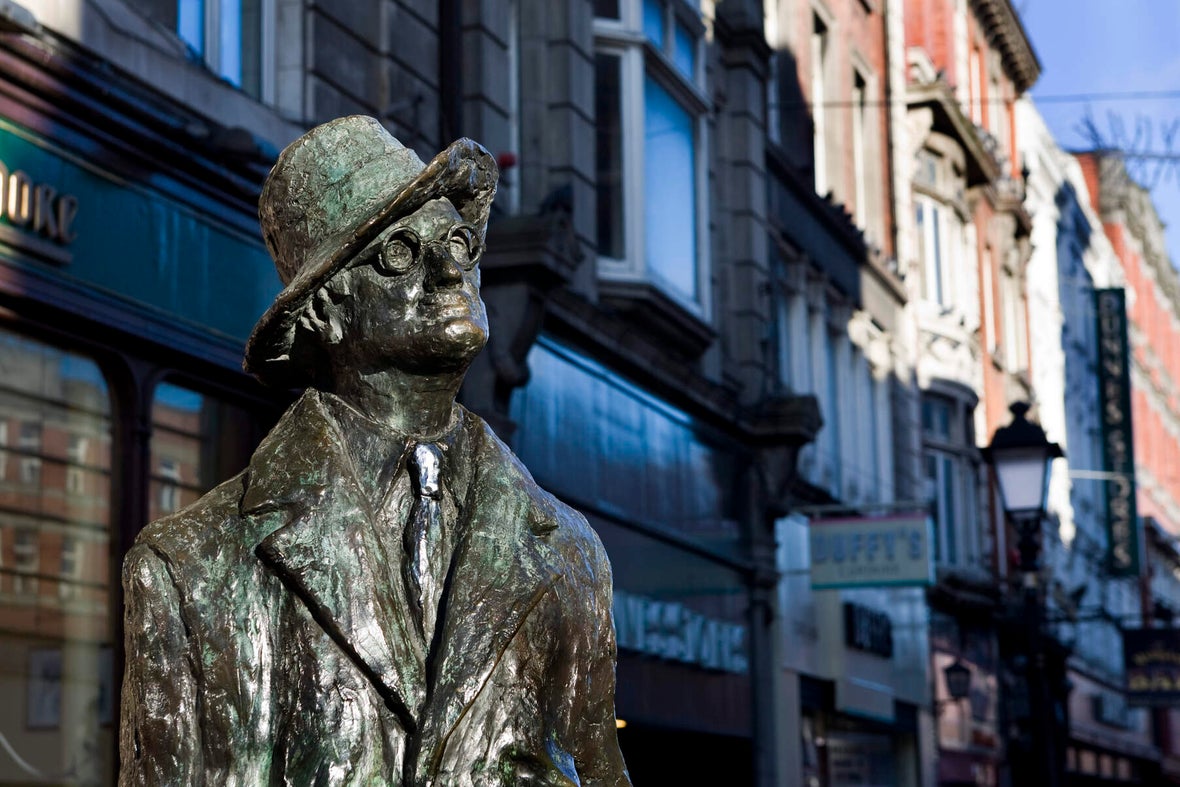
[907,80,1001,187]
[969,0,1042,94]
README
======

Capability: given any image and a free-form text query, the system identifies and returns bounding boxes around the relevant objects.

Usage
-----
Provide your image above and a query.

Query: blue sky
[1019,1,1180,264]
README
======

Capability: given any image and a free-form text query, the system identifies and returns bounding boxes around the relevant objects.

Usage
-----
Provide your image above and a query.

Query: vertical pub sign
[1094,288,1140,577]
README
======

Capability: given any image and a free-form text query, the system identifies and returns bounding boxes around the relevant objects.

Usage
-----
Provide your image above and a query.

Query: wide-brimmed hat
[243,115,498,388]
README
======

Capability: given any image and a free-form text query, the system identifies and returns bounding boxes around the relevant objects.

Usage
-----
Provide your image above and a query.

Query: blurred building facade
[0,1,1179,786]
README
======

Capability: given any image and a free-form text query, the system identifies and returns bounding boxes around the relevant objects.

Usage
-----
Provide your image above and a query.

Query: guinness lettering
[0,160,79,246]
[1094,289,1139,577]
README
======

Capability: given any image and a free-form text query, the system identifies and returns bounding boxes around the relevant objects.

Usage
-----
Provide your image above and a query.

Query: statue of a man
[119,116,632,787]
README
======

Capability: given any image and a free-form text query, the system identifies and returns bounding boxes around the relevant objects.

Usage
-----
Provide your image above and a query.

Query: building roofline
[970,0,1042,94]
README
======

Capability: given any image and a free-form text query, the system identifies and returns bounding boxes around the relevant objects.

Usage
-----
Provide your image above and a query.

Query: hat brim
[243,137,498,389]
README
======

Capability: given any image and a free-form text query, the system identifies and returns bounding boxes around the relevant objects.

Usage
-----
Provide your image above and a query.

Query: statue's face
[329,197,489,375]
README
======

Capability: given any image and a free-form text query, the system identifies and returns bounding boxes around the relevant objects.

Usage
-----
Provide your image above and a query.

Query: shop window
[0,330,114,783]
[595,0,709,308]
[148,381,267,523]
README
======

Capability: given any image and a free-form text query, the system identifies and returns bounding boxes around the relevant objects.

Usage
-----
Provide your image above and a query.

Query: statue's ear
[297,280,351,347]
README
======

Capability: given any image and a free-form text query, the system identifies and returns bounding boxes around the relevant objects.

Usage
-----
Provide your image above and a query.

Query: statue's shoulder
[131,470,252,570]
[130,390,331,579]
[462,408,613,585]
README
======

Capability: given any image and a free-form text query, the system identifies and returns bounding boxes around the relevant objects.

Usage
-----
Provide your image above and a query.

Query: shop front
[510,337,755,784]
[0,34,284,784]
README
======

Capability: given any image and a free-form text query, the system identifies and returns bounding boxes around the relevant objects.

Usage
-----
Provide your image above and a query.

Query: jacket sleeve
[119,544,202,787]
[573,539,633,787]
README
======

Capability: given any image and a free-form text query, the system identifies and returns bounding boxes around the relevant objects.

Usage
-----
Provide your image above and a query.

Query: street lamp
[944,659,973,702]
[983,402,1063,574]
[984,401,1065,787]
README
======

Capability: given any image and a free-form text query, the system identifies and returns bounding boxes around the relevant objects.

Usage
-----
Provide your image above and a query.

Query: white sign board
[809,513,934,589]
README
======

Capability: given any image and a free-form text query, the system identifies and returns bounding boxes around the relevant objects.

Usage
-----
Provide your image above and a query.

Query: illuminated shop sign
[809,513,934,589]
[0,160,79,261]
[612,590,748,674]
[1094,288,1140,577]
[1124,627,1180,706]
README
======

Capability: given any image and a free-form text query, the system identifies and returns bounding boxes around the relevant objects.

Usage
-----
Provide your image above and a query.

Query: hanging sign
[1094,288,1140,576]
[809,513,934,589]
[1123,627,1180,706]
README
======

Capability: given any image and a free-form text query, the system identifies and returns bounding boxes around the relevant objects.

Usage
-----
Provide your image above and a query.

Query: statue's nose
[423,243,464,290]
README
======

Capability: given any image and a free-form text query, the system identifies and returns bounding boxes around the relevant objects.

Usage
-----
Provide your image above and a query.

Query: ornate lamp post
[983,402,1064,787]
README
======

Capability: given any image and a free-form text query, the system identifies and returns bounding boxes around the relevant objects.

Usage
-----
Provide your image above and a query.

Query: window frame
[594,0,713,318]
[177,0,278,104]
[921,391,983,570]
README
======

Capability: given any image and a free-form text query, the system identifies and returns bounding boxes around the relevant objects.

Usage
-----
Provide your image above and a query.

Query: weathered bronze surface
[119,116,632,786]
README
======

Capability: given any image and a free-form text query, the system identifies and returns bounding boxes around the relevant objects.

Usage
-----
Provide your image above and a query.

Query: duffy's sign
[1094,288,1140,577]
[809,513,933,589]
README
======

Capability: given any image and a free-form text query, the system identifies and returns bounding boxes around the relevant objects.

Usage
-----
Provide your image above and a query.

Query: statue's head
[244,116,498,389]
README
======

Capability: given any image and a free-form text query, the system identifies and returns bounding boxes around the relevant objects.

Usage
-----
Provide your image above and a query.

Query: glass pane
[595,53,626,259]
[643,0,664,48]
[0,332,114,785]
[177,0,205,55]
[149,382,264,523]
[672,20,696,79]
[239,0,264,99]
[921,396,951,440]
[644,74,698,301]
[594,0,620,19]
[217,0,244,87]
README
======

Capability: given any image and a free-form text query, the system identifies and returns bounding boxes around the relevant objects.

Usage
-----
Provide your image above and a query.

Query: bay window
[595,0,710,311]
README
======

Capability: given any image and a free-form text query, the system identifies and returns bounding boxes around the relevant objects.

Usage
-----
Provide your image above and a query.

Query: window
[66,435,87,495]
[142,0,275,102]
[595,0,709,309]
[1000,269,1027,372]
[915,198,947,305]
[922,393,982,569]
[0,330,113,781]
[149,381,268,523]
[810,12,830,196]
[851,70,867,228]
[913,145,968,310]
[19,421,41,485]
[58,536,79,600]
[157,458,182,515]
[13,526,37,594]
[969,48,982,125]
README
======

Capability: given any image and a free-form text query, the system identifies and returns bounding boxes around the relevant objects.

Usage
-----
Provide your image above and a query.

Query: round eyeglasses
[364,222,483,276]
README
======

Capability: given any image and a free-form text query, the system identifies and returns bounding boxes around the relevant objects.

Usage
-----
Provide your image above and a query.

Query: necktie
[403,442,445,647]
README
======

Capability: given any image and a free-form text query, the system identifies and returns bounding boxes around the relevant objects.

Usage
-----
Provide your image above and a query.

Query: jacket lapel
[416,420,564,775]
[244,391,428,730]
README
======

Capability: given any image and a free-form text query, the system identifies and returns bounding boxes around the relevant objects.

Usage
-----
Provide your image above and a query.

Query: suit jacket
[119,390,631,786]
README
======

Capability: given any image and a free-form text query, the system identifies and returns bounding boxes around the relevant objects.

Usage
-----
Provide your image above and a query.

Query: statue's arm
[574,542,633,787]
[118,544,202,786]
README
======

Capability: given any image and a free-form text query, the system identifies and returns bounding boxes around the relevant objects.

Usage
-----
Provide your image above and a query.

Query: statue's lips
[420,291,478,318]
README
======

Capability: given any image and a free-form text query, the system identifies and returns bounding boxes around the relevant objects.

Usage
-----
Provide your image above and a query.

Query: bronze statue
[118,116,631,786]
